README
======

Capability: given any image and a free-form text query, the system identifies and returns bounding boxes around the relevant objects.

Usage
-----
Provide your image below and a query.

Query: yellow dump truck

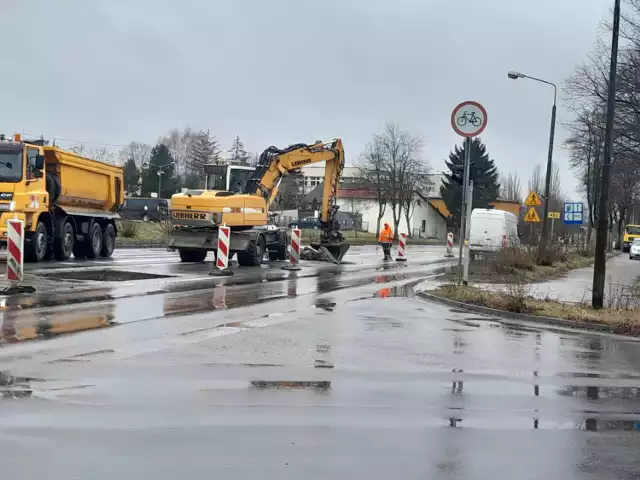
[0,134,124,262]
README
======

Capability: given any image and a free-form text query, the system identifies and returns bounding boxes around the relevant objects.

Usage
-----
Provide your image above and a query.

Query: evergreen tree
[187,130,220,174]
[440,138,500,228]
[123,157,140,195]
[141,144,178,198]
[228,134,250,165]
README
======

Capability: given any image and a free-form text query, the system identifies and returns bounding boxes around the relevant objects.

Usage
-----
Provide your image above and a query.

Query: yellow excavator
[168,138,350,266]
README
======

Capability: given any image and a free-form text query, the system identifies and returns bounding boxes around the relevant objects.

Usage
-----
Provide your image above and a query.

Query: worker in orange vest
[378,223,394,260]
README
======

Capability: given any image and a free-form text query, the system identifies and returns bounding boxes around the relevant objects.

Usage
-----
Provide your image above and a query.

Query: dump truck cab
[0,134,47,243]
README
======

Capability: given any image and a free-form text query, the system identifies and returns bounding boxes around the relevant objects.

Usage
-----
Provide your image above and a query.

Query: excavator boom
[244,139,349,262]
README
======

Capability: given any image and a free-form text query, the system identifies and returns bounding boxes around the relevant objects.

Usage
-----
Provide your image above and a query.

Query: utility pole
[592,0,621,309]
[538,98,556,259]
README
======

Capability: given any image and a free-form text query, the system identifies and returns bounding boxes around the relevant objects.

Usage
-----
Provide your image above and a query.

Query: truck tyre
[53,219,74,261]
[85,222,103,259]
[276,229,288,260]
[179,249,207,262]
[25,221,48,263]
[100,223,116,258]
[237,237,265,267]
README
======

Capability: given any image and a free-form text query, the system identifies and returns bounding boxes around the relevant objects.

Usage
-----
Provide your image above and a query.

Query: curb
[415,290,637,338]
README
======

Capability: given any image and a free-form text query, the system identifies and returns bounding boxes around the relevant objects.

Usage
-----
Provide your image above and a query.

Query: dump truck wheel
[178,249,207,263]
[53,220,74,261]
[25,221,48,263]
[237,237,264,267]
[85,222,103,259]
[100,223,116,258]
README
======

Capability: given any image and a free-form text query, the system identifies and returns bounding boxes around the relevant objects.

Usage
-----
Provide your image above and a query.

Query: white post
[463,181,473,286]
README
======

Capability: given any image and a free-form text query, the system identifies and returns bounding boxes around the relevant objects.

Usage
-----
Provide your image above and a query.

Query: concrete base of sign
[282,264,302,271]
[209,269,234,277]
[0,285,36,295]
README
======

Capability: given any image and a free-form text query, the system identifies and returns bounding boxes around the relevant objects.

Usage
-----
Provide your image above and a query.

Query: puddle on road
[250,380,331,390]
[0,301,115,347]
[0,372,33,400]
[40,270,173,282]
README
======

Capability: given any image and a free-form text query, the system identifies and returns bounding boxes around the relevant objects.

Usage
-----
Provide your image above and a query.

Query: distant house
[302,181,448,238]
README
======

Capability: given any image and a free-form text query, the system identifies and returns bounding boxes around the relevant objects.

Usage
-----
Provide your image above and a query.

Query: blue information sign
[563,202,584,225]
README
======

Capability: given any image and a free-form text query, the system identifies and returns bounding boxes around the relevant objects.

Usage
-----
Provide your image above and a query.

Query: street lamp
[508,70,557,258]
[143,161,176,198]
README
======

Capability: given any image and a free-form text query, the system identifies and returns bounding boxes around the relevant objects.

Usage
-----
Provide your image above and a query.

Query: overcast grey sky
[1,0,614,197]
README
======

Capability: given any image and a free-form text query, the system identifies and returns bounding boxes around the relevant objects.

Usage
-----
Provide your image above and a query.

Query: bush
[118,220,139,238]
[497,245,535,271]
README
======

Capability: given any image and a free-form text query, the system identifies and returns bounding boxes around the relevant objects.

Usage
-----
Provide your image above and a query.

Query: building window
[421,220,426,232]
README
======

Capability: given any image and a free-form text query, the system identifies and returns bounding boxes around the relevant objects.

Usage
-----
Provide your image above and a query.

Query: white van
[469,208,519,254]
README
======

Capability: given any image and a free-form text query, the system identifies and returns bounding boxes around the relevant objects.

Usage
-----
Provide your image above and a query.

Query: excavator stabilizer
[310,241,350,264]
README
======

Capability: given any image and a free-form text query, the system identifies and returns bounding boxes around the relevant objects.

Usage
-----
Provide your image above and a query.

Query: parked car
[121,197,170,222]
[629,238,640,260]
[469,208,519,255]
[289,216,321,230]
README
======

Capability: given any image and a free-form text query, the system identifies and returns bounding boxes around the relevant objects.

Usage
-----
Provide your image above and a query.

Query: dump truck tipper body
[0,134,124,262]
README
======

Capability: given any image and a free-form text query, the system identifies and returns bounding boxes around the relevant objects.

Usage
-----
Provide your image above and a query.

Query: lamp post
[143,161,175,198]
[508,70,557,258]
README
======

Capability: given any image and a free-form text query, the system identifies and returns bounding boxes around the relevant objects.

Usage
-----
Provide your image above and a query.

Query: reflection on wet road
[0,247,639,478]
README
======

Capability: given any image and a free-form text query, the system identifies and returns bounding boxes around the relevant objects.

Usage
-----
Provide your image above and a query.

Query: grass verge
[444,245,595,284]
[115,220,169,247]
[433,283,640,336]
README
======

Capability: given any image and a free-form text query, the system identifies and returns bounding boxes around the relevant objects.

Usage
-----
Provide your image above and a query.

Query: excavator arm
[244,139,345,234]
[243,138,348,261]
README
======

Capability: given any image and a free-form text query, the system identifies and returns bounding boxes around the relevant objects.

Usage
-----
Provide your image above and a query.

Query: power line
[1,129,131,149]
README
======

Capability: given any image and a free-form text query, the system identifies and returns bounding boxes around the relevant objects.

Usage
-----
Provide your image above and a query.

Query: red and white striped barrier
[210,224,234,276]
[216,225,231,270]
[7,219,24,283]
[396,232,407,262]
[445,231,454,257]
[282,227,301,271]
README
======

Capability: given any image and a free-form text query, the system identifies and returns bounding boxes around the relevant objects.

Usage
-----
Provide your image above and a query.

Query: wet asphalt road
[0,247,639,478]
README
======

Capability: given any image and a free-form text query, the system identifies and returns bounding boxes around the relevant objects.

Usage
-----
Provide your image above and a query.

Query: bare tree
[527,164,544,196]
[401,165,432,238]
[119,141,152,168]
[499,172,522,202]
[158,128,198,176]
[343,196,365,238]
[359,122,426,237]
[69,144,117,164]
[357,138,387,236]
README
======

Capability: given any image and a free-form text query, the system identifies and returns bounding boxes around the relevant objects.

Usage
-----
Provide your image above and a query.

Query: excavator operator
[378,223,393,260]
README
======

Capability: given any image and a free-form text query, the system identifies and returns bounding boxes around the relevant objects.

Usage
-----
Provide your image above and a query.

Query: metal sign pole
[457,137,472,285]
[463,180,473,286]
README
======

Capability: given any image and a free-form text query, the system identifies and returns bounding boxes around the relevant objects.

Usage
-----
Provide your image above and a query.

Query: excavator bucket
[310,241,350,264]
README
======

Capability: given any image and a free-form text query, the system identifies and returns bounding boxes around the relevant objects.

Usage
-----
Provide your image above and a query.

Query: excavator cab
[204,164,255,194]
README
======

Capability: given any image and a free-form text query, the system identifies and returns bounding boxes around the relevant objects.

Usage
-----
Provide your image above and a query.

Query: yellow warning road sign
[525,190,542,206]
[524,207,541,223]
[548,212,560,219]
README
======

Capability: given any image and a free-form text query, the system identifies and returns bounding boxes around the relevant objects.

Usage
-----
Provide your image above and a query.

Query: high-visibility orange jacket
[378,226,393,243]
